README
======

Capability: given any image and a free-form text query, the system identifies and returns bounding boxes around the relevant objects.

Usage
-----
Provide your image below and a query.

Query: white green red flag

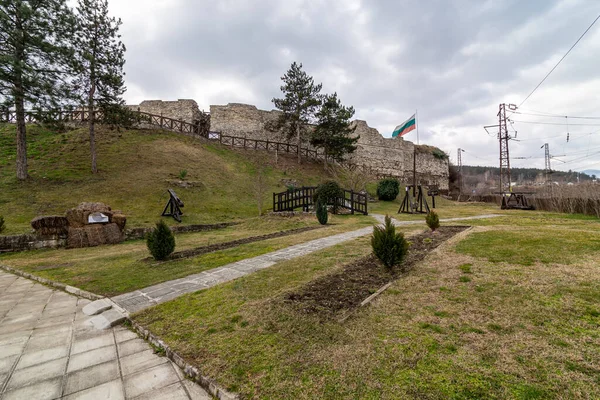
[392,114,416,137]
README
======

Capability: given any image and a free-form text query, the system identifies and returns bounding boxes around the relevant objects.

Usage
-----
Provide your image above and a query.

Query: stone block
[82,299,113,316]
[88,309,126,330]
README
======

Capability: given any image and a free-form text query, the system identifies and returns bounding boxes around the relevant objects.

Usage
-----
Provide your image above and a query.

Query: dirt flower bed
[285,226,468,316]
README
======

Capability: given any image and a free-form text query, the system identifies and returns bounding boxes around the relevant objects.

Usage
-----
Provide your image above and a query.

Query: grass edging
[129,318,240,400]
[0,264,104,301]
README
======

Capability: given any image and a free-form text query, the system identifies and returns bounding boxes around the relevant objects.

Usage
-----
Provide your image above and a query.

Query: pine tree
[311,92,358,166]
[0,0,75,180]
[272,62,322,164]
[72,0,126,174]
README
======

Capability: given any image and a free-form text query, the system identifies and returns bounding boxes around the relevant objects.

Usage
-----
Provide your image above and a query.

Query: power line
[518,13,600,108]
[513,110,600,120]
[512,119,600,127]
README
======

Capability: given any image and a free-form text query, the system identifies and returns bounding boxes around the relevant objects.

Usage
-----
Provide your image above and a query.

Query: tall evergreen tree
[311,92,358,166]
[272,62,322,164]
[0,0,75,180]
[72,0,126,173]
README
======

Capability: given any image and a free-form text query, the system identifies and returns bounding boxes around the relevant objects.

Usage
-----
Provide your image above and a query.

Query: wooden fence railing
[1,109,323,162]
[273,186,368,215]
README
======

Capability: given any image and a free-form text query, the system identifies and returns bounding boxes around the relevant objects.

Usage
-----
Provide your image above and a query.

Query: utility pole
[497,103,514,192]
[541,143,551,183]
[457,148,464,197]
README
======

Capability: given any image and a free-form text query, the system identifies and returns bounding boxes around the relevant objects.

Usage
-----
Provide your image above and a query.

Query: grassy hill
[0,123,330,234]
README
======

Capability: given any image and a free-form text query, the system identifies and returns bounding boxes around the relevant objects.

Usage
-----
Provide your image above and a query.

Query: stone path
[0,271,210,400]
[112,214,500,313]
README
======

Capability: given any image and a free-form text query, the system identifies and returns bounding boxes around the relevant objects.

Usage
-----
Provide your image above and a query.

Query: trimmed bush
[377,178,400,201]
[0,215,4,234]
[147,220,176,260]
[316,198,328,225]
[314,181,343,214]
[371,215,409,269]
[426,210,440,231]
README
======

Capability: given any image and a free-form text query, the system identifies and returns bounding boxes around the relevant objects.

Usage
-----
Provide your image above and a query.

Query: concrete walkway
[0,271,210,400]
[112,214,499,313]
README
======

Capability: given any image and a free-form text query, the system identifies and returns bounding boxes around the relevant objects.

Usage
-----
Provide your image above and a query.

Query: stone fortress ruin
[130,99,450,190]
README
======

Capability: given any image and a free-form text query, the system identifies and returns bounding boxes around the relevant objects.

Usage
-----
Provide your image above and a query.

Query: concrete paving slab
[16,345,69,370]
[117,338,151,358]
[2,377,63,400]
[123,363,180,398]
[119,349,169,377]
[133,382,190,400]
[114,327,138,343]
[0,270,210,399]
[63,378,124,400]
[64,360,120,395]
[6,356,67,390]
[67,345,117,373]
[71,331,114,355]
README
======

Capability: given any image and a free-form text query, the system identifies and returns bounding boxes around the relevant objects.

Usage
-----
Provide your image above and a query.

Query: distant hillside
[461,165,595,182]
[0,124,331,234]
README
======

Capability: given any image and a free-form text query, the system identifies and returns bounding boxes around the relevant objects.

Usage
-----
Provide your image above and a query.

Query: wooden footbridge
[272,187,368,215]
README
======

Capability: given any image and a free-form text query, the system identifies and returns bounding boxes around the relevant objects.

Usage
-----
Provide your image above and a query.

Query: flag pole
[413,110,418,196]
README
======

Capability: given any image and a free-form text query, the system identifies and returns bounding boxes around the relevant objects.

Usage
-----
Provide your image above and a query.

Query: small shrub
[0,215,4,233]
[376,178,400,201]
[314,181,343,214]
[316,198,328,225]
[147,220,176,261]
[432,148,449,160]
[178,169,188,180]
[371,215,409,269]
[426,210,440,231]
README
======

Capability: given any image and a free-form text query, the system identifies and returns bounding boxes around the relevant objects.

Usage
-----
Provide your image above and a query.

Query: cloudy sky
[106,0,600,173]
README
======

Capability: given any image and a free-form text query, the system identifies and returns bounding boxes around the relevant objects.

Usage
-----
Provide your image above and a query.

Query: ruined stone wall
[126,101,448,189]
[210,103,449,189]
[128,99,202,124]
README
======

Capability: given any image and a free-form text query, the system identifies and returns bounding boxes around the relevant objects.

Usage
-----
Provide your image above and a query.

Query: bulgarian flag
[392,114,416,137]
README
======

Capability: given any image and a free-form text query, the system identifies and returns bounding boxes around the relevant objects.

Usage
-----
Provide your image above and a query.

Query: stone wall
[126,101,449,189]
[210,103,449,189]
[0,234,67,254]
[129,99,203,124]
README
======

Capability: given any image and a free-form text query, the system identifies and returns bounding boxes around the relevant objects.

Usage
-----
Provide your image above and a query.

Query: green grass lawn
[0,214,375,296]
[133,210,600,399]
[0,123,329,234]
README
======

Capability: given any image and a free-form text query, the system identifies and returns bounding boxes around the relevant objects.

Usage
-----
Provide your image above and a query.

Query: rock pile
[30,202,127,249]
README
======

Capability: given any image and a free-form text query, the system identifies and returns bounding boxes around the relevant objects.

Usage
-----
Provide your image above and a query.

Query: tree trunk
[88,82,97,174]
[296,124,301,165]
[15,92,28,181]
[14,12,27,181]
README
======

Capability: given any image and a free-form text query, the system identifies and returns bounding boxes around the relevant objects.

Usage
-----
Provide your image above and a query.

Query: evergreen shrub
[426,210,440,231]
[147,220,176,260]
[377,178,400,201]
[314,181,342,213]
[371,215,409,269]
[316,198,328,225]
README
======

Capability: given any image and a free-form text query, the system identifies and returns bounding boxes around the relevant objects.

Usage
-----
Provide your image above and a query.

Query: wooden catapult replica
[398,185,439,214]
[496,191,535,210]
[162,189,184,222]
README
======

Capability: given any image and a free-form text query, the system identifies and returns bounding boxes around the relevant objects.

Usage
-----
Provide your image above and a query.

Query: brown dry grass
[135,213,600,399]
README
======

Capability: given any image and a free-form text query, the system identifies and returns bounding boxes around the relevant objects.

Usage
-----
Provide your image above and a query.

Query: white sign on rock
[88,212,109,224]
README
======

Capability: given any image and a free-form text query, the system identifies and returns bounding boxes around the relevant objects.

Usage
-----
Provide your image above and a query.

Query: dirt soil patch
[285,226,468,316]
[153,225,324,262]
